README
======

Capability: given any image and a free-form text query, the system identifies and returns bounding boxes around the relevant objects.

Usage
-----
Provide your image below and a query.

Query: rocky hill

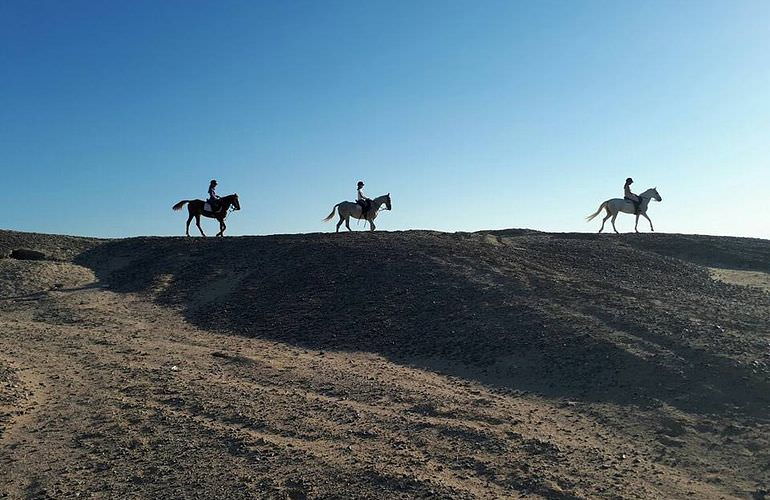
[1,229,769,498]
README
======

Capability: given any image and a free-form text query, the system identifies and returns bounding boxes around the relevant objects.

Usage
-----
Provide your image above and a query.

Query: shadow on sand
[75,231,770,420]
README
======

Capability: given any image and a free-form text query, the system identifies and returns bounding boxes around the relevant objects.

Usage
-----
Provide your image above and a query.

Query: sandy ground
[711,268,770,293]
[1,229,769,499]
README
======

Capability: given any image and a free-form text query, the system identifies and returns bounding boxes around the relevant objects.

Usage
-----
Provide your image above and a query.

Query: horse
[172,193,241,237]
[323,193,392,232]
[586,187,662,233]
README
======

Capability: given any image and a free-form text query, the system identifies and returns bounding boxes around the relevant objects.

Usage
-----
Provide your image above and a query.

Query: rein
[223,195,239,214]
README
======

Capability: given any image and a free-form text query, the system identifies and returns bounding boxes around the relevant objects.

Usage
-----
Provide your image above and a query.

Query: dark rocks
[10,249,47,261]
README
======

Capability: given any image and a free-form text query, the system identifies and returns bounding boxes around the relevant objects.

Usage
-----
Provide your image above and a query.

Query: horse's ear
[387,192,390,196]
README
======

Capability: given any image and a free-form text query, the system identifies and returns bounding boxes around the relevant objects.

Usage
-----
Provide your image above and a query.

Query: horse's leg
[196,215,206,237]
[185,214,193,237]
[336,216,343,232]
[217,218,226,237]
[634,214,640,233]
[370,220,376,231]
[345,216,352,231]
[611,213,619,234]
[642,212,654,231]
[599,211,612,233]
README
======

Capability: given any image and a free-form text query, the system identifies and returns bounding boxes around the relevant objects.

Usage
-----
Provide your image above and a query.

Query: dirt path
[0,261,736,499]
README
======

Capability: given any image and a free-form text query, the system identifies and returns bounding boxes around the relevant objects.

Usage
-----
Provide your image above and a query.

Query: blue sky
[2,0,768,238]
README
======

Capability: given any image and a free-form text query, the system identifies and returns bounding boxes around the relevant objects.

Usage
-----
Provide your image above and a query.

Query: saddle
[204,201,221,214]
[624,197,642,214]
[356,199,372,218]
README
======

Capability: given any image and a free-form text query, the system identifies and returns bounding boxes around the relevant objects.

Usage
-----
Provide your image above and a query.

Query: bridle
[221,195,240,215]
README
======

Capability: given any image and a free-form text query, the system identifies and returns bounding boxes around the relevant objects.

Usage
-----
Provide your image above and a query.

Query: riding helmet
[625,177,633,184]
[357,181,364,187]
[210,179,218,185]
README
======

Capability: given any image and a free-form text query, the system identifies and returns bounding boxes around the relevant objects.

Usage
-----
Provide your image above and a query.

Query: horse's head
[385,193,392,211]
[641,187,662,202]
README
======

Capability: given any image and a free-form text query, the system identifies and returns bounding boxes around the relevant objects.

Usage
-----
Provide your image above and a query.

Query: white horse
[586,187,662,233]
[323,193,392,232]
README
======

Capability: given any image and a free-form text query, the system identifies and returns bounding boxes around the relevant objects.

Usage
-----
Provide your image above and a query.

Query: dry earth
[1,229,769,499]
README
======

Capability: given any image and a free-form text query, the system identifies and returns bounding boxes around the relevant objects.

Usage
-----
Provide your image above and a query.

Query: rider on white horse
[356,181,372,219]
[587,184,662,234]
[624,177,641,214]
[324,190,392,232]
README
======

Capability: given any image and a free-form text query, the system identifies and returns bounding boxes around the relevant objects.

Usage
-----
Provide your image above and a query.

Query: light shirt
[357,188,366,201]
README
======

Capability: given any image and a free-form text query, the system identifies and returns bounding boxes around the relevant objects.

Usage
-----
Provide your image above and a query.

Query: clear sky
[2,0,768,238]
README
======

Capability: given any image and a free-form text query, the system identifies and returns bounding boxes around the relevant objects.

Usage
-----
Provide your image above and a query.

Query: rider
[207,179,220,212]
[356,181,372,219]
[624,177,641,214]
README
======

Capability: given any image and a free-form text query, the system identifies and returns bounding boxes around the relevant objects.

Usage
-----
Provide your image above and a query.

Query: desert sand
[1,229,768,499]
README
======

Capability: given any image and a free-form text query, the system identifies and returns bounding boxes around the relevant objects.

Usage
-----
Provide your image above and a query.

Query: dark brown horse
[172,194,241,237]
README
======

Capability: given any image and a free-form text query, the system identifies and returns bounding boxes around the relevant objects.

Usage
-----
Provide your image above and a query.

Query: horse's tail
[323,203,341,222]
[172,200,190,211]
[586,200,609,221]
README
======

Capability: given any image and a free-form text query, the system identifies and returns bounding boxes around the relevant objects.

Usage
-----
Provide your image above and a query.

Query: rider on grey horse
[207,179,220,212]
[356,181,372,219]
[624,177,642,214]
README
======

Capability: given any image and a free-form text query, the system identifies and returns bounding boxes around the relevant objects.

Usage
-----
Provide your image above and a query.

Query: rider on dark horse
[356,181,372,219]
[624,177,642,214]
[207,179,221,213]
